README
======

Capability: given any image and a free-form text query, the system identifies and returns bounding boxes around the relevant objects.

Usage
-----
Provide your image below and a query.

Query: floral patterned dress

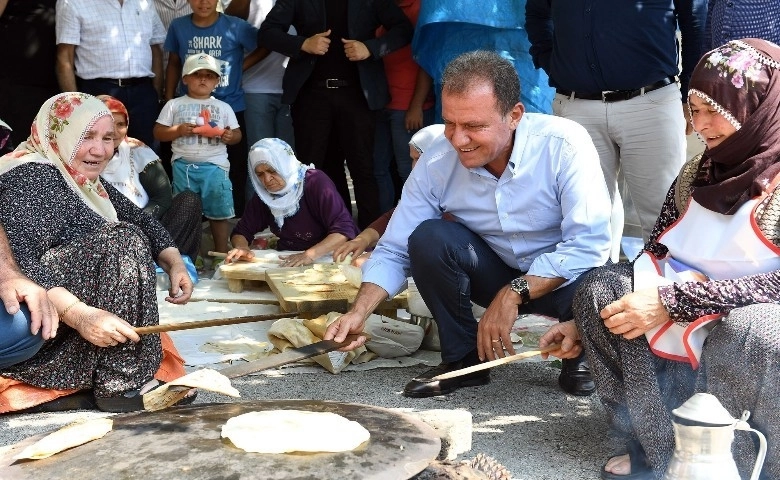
[574,157,780,479]
[0,163,174,397]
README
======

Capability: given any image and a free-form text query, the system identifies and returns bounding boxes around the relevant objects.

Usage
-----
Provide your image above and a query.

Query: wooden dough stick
[208,250,281,264]
[431,343,563,381]
[134,312,299,335]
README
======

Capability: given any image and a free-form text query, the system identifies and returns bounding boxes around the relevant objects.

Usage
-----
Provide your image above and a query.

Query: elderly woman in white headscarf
[98,95,203,262]
[226,138,359,267]
[334,124,445,266]
[0,92,193,413]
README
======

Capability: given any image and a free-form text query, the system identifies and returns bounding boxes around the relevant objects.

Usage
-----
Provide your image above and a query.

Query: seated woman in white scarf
[225,138,359,267]
[99,95,202,262]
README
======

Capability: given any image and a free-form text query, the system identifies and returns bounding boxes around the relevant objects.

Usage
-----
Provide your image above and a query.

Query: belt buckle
[117,78,126,87]
[601,90,613,102]
[325,78,339,89]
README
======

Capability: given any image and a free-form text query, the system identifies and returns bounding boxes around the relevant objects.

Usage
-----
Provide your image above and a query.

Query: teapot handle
[736,419,767,480]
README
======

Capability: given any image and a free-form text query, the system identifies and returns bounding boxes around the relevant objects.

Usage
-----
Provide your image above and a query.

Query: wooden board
[184,279,279,304]
[265,266,407,317]
[218,261,277,292]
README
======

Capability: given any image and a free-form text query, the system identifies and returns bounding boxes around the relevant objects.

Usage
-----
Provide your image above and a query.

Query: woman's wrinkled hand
[600,288,671,339]
[165,261,193,304]
[225,247,254,264]
[71,304,140,348]
[279,251,314,267]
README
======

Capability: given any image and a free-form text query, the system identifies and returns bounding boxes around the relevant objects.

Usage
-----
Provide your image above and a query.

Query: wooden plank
[265,266,408,316]
[218,261,273,282]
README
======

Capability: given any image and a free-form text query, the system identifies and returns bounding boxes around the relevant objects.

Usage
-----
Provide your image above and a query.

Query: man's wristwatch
[509,277,531,305]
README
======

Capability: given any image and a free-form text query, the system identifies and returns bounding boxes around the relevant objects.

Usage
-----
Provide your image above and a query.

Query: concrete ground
[0,357,612,479]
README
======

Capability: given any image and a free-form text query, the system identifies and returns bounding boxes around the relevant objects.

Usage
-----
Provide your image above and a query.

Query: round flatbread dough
[221,410,370,454]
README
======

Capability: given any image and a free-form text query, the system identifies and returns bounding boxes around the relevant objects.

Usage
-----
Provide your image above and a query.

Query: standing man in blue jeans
[0,224,57,369]
[325,51,612,398]
[526,0,707,248]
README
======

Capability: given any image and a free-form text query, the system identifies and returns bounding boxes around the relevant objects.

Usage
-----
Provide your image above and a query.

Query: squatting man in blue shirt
[325,50,612,398]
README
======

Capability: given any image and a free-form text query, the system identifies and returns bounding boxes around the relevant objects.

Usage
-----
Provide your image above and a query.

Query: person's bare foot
[604,453,632,475]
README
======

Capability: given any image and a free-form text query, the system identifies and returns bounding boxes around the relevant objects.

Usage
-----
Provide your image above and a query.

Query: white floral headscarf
[248,138,313,228]
[0,92,117,221]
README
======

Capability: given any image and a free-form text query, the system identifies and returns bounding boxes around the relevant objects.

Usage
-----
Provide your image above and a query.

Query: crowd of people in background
[1,0,780,478]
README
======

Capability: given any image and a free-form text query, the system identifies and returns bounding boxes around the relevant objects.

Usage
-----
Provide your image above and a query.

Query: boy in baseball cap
[154,53,241,253]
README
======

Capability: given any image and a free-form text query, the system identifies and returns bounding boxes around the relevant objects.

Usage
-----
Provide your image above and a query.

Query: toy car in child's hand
[192,108,224,138]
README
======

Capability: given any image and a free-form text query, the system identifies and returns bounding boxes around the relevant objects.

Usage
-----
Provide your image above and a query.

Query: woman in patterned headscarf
[0,92,194,413]
[537,39,780,479]
[226,138,359,267]
[99,95,203,262]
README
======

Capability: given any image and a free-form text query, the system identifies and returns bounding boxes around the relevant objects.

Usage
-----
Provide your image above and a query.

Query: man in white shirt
[55,0,166,147]
[326,50,612,398]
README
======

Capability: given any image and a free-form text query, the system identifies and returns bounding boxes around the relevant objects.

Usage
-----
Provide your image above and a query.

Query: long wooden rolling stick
[431,343,563,381]
[134,312,299,335]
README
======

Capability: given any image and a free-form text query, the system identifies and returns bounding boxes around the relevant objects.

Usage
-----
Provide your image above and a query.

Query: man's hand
[538,320,582,359]
[342,39,370,61]
[0,276,58,339]
[476,286,519,361]
[302,30,331,55]
[333,237,370,263]
[600,288,670,339]
[323,312,368,351]
[69,304,140,347]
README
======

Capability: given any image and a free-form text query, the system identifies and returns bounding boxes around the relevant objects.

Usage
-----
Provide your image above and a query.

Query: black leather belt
[87,77,152,87]
[556,76,678,102]
[313,78,351,88]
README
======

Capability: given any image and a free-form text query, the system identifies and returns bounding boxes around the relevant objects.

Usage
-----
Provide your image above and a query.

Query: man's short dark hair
[441,50,521,116]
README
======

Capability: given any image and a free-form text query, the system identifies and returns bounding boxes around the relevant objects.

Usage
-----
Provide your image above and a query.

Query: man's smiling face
[442,80,523,177]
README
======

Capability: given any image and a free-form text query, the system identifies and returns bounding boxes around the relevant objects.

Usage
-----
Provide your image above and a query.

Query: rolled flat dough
[221,410,370,453]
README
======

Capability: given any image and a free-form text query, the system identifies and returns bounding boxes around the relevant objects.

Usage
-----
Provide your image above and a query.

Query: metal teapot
[663,393,766,480]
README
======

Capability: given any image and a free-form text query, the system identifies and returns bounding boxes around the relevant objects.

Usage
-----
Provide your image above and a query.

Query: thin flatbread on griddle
[221,410,370,453]
[143,368,240,411]
[13,417,113,460]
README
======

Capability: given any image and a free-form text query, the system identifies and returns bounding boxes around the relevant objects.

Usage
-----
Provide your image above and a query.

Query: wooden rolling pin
[134,312,298,335]
[208,250,281,264]
[431,343,563,380]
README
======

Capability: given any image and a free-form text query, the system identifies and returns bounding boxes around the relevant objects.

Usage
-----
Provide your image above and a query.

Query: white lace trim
[688,88,742,131]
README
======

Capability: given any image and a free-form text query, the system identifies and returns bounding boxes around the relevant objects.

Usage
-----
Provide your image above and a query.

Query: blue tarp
[412,0,554,119]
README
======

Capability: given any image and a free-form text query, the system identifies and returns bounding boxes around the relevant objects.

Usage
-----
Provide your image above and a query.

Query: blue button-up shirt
[526,0,707,96]
[705,0,780,49]
[362,113,612,297]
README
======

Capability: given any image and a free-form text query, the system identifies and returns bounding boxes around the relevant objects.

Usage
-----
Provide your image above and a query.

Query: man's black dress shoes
[558,354,595,396]
[403,349,490,398]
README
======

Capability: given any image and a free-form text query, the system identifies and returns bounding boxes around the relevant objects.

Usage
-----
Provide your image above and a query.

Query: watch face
[511,278,530,302]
